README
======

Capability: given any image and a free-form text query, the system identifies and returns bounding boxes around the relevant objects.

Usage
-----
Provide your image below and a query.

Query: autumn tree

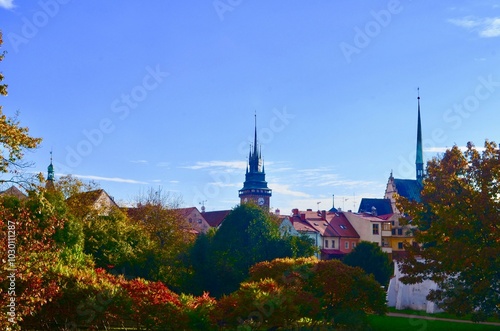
[215,257,386,330]
[397,141,500,322]
[343,241,393,287]
[129,188,194,290]
[0,31,42,184]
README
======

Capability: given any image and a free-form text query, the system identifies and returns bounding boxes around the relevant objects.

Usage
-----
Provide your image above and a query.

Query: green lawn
[387,307,500,324]
[368,315,500,331]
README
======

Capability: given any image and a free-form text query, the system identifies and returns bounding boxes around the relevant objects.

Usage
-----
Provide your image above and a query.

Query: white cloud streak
[69,174,148,184]
[182,160,247,170]
[270,183,310,198]
[0,0,14,10]
[448,16,500,38]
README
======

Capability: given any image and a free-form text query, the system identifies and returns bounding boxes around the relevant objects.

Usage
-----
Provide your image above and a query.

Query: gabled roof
[176,207,199,217]
[301,211,338,237]
[202,209,231,228]
[394,179,422,202]
[358,198,393,215]
[289,215,317,233]
[328,212,360,238]
[0,186,27,200]
[67,189,120,215]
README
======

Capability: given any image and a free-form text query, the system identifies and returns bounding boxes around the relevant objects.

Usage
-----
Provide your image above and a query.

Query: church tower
[238,115,272,209]
[46,151,55,190]
[416,89,424,183]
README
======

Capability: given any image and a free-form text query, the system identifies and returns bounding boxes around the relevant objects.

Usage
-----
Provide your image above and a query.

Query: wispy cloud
[293,167,378,188]
[0,0,15,10]
[270,183,310,198]
[182,160,247,171]
[69,174,148,184]
[448,16,500,37]
[130,160,148,164]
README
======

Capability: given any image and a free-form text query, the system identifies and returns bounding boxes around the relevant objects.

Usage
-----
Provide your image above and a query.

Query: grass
[368,314,500,331]
[387,307,500,324]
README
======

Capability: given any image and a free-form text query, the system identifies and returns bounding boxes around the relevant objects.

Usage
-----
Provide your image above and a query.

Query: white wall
[387,261,443,314]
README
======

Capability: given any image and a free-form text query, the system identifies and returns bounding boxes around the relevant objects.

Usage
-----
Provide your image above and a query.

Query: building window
[382,222,391,231]
[372,224,379,235]
[392,229,396,235]
[352,242,356,249]
[325,239,329,248]
[398,242,404,249]
[345,241,349,249]
[332,240,335,248]
[397,228,403,236]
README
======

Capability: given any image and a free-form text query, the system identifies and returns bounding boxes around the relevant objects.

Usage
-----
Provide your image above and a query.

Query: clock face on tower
[257,197,265,206]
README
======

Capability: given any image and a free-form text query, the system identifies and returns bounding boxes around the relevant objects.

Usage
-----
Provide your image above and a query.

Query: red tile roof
[202,209,231,228]
[327,212,360,238]
[289,215,317,233]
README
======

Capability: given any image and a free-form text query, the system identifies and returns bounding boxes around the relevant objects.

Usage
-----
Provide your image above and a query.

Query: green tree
[0,31,42,182]
[343,241,393,287]
[189,203,315,297]
[83,209,154,278]
[130,188,194,290]
[397,141,500,322]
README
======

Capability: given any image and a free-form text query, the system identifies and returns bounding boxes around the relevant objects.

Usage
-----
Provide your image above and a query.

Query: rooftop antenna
[199,200,207,213]
[317,201,321,211]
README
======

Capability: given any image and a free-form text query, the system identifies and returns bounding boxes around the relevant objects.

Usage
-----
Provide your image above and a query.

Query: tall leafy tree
[343,241,393,287]
[397,141,500,321]
[130,188,194,290]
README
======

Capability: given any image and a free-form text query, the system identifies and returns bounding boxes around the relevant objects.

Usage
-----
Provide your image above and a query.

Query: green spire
[416,88,424,183]
[47,151,55,181]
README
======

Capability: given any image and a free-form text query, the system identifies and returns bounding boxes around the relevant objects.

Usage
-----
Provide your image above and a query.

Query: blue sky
[1,1,500,213]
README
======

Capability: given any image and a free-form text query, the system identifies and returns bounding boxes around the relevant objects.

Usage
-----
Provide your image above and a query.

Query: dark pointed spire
[416,88,424,183]
[253,112,258,158]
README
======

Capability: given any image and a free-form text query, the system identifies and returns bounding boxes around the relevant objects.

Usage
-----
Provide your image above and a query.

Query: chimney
[321,210,326,220]
[292,208,299,216]
[275,208,280,215]
[371,206,377,216]
[300,213,306,221]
